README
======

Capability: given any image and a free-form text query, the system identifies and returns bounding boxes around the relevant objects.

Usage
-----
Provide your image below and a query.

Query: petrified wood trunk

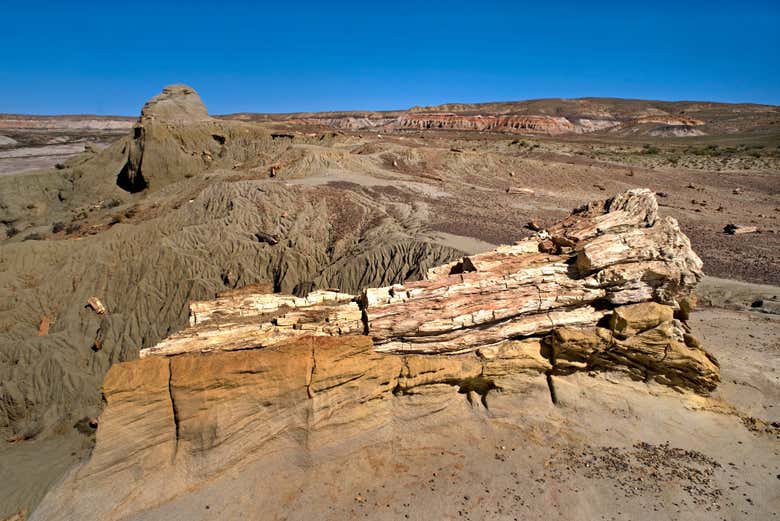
[141,189,718,393]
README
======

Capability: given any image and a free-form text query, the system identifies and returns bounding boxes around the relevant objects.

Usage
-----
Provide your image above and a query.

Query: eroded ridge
[140,188,718,394]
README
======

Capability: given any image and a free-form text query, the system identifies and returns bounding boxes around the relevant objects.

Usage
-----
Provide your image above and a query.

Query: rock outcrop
[139,84,211,123]
[29,189,720,521]
[139,189,717,392]
[397,113,577,134]
[634,115,705,126]
[116,84,269,192]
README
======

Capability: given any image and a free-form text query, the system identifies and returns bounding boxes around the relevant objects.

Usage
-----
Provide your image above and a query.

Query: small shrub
[51,221,66,233]
[101,198,121,209]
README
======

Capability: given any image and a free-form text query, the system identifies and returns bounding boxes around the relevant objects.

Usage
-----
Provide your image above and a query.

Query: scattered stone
[38,315,52,336]
[86,297,106,315]
[724,224,758,235]
[254,232,279,245]
[92,328,105,351]
[505,187,534,195]
[525,221,542,232]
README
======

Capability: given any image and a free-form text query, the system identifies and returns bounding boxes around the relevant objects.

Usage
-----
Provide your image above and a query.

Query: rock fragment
[86,297,106,315]
[37,315,52,336]
[506,187,534,195]
[611,302,674,337]
[724,224,758,235]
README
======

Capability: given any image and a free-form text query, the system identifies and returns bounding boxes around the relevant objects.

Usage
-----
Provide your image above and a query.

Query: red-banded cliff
[396,113,577,134]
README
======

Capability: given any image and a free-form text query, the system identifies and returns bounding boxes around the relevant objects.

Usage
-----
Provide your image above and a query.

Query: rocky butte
[30,188,721,520]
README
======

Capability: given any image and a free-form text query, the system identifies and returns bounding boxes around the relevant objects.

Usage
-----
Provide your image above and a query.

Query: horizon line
[1,94,778,119]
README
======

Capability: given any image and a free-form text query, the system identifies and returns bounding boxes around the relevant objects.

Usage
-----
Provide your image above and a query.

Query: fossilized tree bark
[140,189,717,393]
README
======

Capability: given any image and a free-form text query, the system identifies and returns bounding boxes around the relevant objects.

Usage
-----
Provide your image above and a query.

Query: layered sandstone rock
[634,115,705,126]
[31,335,553,521]
[397,113,576,134]
[29,189,720,521]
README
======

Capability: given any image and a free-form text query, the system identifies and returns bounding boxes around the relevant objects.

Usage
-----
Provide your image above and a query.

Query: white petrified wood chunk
[141,188,703,359]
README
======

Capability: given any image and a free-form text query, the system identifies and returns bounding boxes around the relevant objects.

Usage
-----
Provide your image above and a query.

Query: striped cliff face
[397,113,577,134]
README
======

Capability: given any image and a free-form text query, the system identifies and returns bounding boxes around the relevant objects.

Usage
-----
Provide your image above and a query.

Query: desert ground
[0,88,777,520]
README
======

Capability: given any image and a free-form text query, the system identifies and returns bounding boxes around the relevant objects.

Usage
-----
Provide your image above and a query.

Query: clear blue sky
[1,1,778,115]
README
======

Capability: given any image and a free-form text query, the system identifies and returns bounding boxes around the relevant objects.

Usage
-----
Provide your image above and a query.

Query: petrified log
[140,189,718,393]
[723,223,758,235]
[86,296,107,315]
